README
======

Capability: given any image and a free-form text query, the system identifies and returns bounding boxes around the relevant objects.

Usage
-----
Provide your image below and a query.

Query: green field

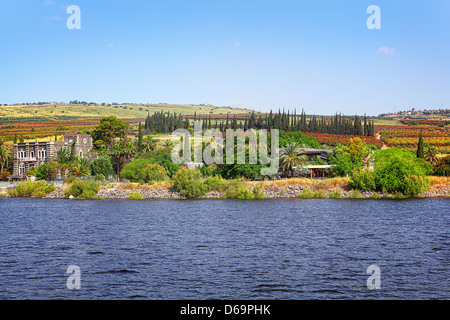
[0,103,254,121]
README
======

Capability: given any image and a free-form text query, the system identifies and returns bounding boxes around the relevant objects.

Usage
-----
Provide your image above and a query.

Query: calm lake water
[0,198,448,300]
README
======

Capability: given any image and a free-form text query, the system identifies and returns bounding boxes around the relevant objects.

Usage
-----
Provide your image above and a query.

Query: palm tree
[70,163,91,177]
[143,136,157,153]
[109,141,136,181]
[425,146,439,165]
[280,142,308,177]
[163,140,174,150]
[0,145,11,172]
[56,147,72,178]
[56,147,71,165]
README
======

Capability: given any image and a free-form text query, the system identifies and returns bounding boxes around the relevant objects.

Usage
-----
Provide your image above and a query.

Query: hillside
[0,103,253,122]
[0,103,256,141]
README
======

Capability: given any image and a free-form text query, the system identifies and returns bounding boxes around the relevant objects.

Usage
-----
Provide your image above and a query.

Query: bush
[252,185,265,199]
[198,165,212,177]
[120,159,154,182]
[223,180,246,199]
[298,187,315,199]
[143,163,169,182]
[0,171,11,181]
[91,156,114,178]
[94,174,106,182]
[373,148,432,195]
[173,167,207,198]
[433,156,450,176]
[348,189,364,199]
[64,179,100,199]
[402,174,429,196]
[328,190,342,199]
[349,168,376,192]
[13,181,56,198]
[144,150,182,177]
[129,191,143,200]
[204,175,229,192]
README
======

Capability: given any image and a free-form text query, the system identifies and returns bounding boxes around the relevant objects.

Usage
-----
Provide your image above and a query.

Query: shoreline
[44,184,450,200]
[2,179,450,200]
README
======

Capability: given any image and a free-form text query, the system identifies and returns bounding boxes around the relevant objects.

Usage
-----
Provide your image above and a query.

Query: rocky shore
[41,183,450,200]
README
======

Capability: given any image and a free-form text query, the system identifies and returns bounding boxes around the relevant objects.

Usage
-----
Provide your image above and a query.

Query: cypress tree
[137,122,143,153]
[417,130,424,159]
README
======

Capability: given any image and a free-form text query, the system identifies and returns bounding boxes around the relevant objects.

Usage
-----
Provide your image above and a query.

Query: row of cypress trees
[144,109,375,137]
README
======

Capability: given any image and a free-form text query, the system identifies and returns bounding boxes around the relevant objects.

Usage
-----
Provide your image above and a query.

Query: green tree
[90,156,115,178]
[330,150,354,176]
[373,148,432,196]
[416,130,424,159]
[137,122,144,153]
[92,116,129,149]
[120,158,154,182]
[142,136,157,153]
[0,145,11,173]
[109,141,136,181]
[143,163,169,182]
[343,137,370,167]
[280,142,308,176]
[424,145,439,165]
[173,167,207,198]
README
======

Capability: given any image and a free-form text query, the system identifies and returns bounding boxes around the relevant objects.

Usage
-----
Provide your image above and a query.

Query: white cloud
[377,46,397,56]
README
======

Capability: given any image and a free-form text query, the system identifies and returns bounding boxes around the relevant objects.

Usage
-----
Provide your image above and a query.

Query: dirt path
[375,132,389,149]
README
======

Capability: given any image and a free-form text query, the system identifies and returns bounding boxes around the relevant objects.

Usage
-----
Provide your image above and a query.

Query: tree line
[144,109,375,137]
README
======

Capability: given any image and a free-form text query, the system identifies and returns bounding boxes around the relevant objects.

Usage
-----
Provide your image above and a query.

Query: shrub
[328,190,342,199]
[94,174,106,182]
[198,165,212,177]
[91,156,114,178]
[433,156,450,176]
[0,171,11,181]
[173,167,207,198]
[204,175,228,192]
[222,181,256,200]
[64,179,100,199]
[349,168,376,192]
[120,158,154,182]
[402,174,429,196]
[348,189,364,199]
[143,163,169,182]
[373,148,432,195]
[13,181,56,198]
[252,185,265,199]
[129,191,144,200]
[369,193,382,199]
[313,190,327,198]
[237,187,254,200]
[298,187,315,199]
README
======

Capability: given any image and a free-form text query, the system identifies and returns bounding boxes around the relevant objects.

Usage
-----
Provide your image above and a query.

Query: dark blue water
[0,198,448,300]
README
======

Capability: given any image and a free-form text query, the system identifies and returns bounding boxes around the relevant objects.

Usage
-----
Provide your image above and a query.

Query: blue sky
[0,0,449,115]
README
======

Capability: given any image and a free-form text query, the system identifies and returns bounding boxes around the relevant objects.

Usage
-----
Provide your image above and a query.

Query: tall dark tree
[417,130,424,159]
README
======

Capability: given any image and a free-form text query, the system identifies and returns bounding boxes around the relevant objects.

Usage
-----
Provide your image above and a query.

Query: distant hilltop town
[379,108,449,118]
